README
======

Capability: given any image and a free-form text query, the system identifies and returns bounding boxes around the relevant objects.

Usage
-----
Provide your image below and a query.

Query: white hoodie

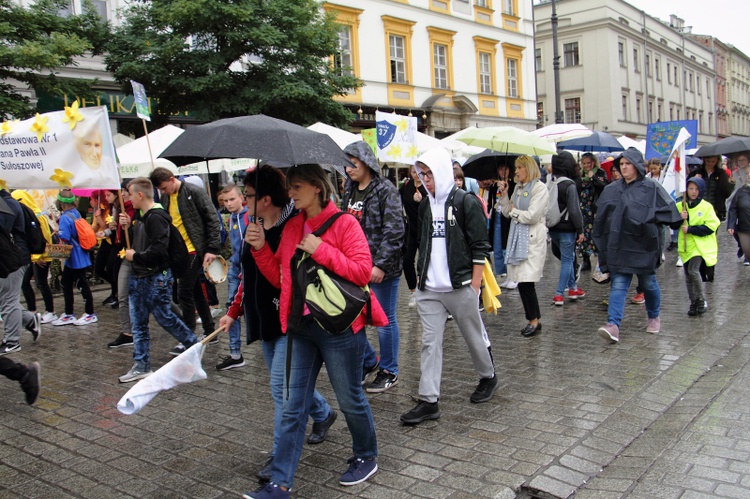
[414,148,456,292]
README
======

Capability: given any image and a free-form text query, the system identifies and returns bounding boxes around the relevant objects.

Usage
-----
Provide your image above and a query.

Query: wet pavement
[1,228,749,498]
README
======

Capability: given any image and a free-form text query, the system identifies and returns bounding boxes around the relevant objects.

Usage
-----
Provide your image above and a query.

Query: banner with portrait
[375,111,417,164]
[0,105,120,190]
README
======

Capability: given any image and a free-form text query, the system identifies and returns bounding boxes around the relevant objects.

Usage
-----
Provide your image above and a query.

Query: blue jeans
[362,277,400,375]
[607,272,660,326]
[493,213,507,275]
[271,318,377,488]
[226,263,242,355]
[261,335,331,456]
[550,231,578,295]
[129,269,198,371]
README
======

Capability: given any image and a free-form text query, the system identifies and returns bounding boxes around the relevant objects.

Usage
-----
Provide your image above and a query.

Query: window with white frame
[633,48,639,72]
[645,54,651,76]
[622,94,628,120]
[507,58,518,98]
[433,43,448,89]
[535,48,542,72]
[564,97,581,123]
[655,57,661,80]
[503,0,515,16]
[636,97,641,123]
[479,52,492,94]
[618,42,625,66]
[475,0,488,7]
[563,42,579,67]
[89,0,107,19]
[335,26,353,76]
[389,34,406,84]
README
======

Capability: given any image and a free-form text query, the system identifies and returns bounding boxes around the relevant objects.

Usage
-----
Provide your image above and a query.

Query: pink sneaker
[553,295,564,306]
[646,317,660,334]
[568,288,586,300]
[598,323,619,343]
[631,292,645,304]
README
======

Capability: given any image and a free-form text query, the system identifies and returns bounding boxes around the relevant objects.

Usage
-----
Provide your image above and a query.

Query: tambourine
[204,256,228,284]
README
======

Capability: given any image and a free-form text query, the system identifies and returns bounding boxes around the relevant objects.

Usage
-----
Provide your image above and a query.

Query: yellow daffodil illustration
[105,215,114,224]
[62,100,84,130]
[50,169,74,189]
[394,117,408,133]
[406,144,419,159]
[1,119,19,136]
[0,178,8,191]
[386,143,403,160]
[118,248,127,259]
[31,113,49,141]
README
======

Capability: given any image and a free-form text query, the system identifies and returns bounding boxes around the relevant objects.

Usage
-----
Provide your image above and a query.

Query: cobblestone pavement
[1,229,749,498]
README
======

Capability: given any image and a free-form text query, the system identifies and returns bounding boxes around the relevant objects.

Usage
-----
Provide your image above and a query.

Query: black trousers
[176,254,214,335]
[517,282,541,321]
[61,266,94,315]
[0,357,27,382]
[402,230,419,290]
[21,263,55,314]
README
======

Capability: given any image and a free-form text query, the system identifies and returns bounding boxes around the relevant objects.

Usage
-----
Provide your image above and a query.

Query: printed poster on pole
[645,120,697,160]
[0,105,120,189]
[375,111,418,164]
[131,81,151,121]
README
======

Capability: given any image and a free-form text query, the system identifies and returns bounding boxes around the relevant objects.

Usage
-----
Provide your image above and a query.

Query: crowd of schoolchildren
[1,146,749,499]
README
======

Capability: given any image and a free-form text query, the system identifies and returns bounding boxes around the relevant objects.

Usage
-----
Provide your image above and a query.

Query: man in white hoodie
[400,148,498,425]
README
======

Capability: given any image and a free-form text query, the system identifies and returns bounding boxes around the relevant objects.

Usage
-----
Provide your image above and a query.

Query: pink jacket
[252,202,388,333]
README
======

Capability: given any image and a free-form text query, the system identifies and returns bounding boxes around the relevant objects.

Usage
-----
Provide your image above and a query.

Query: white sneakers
[408,293,416,307]
[40,312,58,324]
[52,313,98,326]
[500,279,518,289]
[675,257,684,267]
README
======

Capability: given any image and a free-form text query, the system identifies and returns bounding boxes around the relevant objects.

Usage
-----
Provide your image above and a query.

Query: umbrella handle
[200,325,226,345]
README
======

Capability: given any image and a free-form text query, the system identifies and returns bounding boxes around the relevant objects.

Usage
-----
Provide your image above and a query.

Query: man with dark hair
[119,177,199,382]
[149,167,221,352]
[218,166,336,481]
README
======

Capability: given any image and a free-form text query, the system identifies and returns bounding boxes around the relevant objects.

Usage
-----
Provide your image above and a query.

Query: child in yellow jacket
[678,177,720,316]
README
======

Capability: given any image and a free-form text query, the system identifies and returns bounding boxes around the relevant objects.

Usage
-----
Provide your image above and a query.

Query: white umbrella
[112,133,134,149]
[617,136,646,154]
[307,122,360,149]
[532,123,593,143]
[116,125,184,177]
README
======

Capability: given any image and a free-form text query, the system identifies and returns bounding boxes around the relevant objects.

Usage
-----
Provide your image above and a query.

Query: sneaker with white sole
[73,313,98,326]
[339,457,378,486]
[646,317,660,334]
[675,257,683,267]
[503,279,518,289]
[598,323,619,343]
[39,312,58,324]
[0,342,21,355]
[169,344,186,356]
[215,355,246,371]
[51,314,76,326]
[119,365,153,383]
[408,293,416,307]
[26,312,41,342]
[210,307,223,318]
[366,370,398,393]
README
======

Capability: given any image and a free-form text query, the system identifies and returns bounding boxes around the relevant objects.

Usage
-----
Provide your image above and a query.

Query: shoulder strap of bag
[311,211,349,238]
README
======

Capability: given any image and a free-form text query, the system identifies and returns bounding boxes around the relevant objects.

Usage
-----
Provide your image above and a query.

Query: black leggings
[21,263,55,313]
[402,230,419,290]
[517,282,541,322]
[61,266,94,315]
[95,240,121,297]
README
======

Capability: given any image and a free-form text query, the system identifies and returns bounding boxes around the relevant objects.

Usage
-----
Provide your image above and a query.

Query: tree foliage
[105,0,361,127]
[0,0,110,120]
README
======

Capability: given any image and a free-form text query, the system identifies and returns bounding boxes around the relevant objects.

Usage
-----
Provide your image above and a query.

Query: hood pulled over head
[343,141,380,177]
[614,147,646,176]
[551,150,576,178]
[687,176,706,201]
[11,190,41,213]
[415,148,454,204]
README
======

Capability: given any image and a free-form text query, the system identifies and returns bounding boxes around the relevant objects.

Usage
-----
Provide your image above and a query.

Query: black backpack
[0,223,23,278]
[18,203,47,254]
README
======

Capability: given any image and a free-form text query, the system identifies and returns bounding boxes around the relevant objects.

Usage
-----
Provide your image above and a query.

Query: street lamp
[551,0,563,124]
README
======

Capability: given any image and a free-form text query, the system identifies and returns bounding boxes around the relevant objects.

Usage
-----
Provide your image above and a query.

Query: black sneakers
[366,370,398,393]
[108,333,134,349]
[215,355,246,371]
[361,358,380,384]
[470,375,499,403]
[400,399,440,425]
[20,362,40,405]
[26,312,41,342]
[307,409,337,444]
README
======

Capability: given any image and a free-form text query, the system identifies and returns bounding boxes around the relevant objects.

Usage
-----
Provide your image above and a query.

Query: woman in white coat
[496,155,549,337]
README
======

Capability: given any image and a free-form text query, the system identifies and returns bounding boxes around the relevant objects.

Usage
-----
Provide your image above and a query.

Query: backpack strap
[63,212,79,242]
[311,211,350,237]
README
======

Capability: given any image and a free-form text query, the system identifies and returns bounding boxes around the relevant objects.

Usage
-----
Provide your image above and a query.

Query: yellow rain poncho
[481,258,502,314]
[11,190,53,263]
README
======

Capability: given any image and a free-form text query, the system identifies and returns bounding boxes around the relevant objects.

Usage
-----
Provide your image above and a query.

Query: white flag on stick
[660,127,691,201]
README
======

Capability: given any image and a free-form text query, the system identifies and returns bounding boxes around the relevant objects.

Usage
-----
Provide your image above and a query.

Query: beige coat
[497,180,549,283]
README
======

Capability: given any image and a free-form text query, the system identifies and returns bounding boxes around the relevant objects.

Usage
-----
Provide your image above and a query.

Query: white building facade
[727,46,750,137]
[324,0,538,136]
[534,0,716,145]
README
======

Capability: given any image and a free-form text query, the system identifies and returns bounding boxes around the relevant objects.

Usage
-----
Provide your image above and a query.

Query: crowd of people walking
[1,143,748,499]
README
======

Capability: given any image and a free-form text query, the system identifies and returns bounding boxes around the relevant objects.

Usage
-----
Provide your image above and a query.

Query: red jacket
[252,202,387,333]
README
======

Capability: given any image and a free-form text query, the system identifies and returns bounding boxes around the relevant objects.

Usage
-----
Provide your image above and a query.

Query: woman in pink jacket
[245,163,386,499]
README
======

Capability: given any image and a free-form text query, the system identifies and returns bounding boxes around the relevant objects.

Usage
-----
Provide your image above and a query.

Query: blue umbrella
[558,131,625,153]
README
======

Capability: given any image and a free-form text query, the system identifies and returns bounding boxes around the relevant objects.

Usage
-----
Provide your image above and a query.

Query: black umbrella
[694,136,750,157]
[557,131,624,153]
[462,149,518,181]
[159,114,351,175]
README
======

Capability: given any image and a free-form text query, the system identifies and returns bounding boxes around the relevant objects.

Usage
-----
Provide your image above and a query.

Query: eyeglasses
[243,193,256,199]
[418,171,434,180]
